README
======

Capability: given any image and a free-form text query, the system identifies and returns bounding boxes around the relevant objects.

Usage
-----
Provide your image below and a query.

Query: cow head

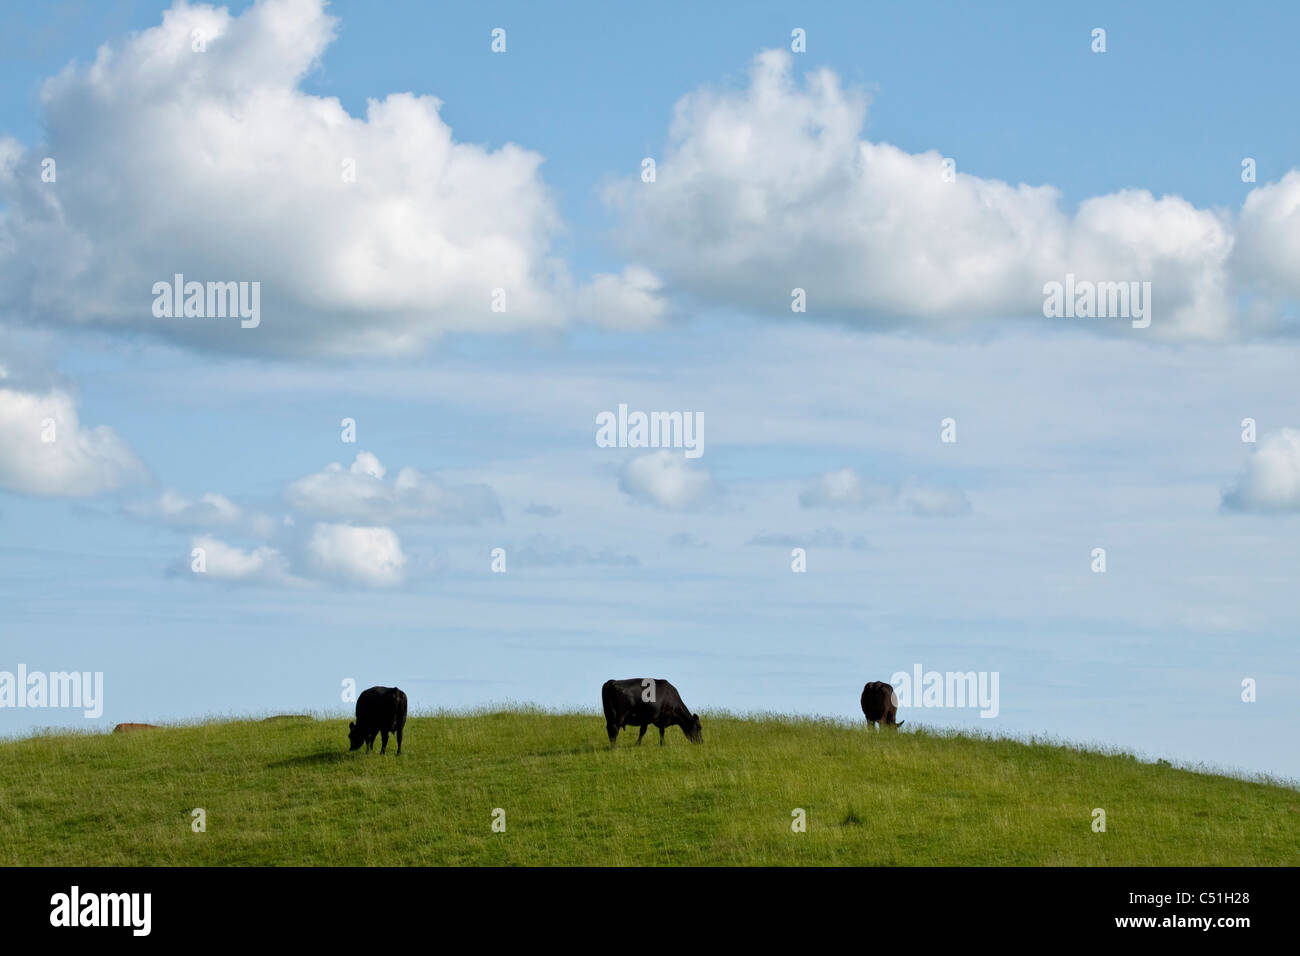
[347,721,365,751]
[684,713,703,743]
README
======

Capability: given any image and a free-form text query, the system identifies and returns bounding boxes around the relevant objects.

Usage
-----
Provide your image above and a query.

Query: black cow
[602,678,702,747]
[861,681,904,730]
[348,686,407,754]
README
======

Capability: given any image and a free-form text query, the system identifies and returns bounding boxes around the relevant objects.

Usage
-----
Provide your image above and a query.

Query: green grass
[2,710,1297,866]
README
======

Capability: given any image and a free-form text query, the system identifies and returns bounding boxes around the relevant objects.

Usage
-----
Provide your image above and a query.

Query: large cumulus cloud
[0,0,664,356]
[606,49,1300,341]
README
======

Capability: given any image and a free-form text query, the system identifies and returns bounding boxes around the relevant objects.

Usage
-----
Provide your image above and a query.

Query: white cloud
[184,522,407,589]
[619,450,718,511]
[129,452,472,589]
[128,489,277,537]
[800,467,970,516]
[286,451,500,524]
[0,383,146,496]
[605,49,1298,341]
[1222,428,1300,513]
[895,479,972,517]
[188,534,305,587]
[1231,171,1300,320]
[305,522,407,587]
[348,451,386,480]
[798,467,889,509]
[572,266,668,330]
[0,0,662,356]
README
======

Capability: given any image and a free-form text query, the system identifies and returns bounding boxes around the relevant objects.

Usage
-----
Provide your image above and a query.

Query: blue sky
[1,0,1298,781]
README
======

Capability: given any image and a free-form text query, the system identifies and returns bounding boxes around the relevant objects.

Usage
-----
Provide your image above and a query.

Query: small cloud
[182,535,309,589]
[0,385,147,497]
[669,532,706,548]
[895,479,971,516]
[619,451,718,511]
[524,503,561,517]
[127,489,276,538]
[287,451,500,525]
[1222,428,1300,513]
[801,467,970,517]
[799,468,889,510]
[572,266,668,331]
[305,523,408,588]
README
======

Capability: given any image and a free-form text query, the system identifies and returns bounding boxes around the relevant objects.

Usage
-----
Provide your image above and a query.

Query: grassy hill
[2,710,1296,866]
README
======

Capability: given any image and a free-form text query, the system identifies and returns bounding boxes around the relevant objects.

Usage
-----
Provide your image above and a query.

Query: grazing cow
[348,686,407,754]
[602,678,702,747]
[112,723,159,733]
[861,681,904,729]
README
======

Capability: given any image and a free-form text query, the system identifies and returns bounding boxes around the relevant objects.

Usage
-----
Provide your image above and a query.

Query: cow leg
[366,731,376,752]
[395,727,403,755]
[659,726,665,746]
[380,729,390,754]
[606,724,618,748]
[636,724,648,745]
